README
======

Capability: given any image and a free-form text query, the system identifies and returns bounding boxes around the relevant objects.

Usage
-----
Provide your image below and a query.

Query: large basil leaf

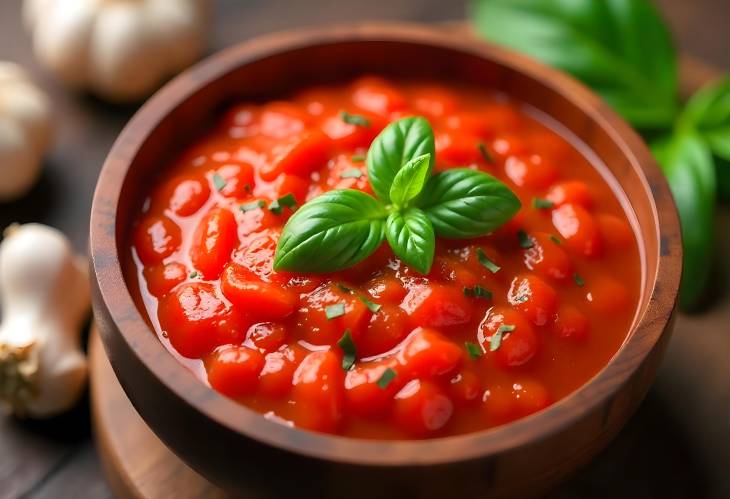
[367,117,435,202]
[274,190,386,272]
[652,133,716,310]
[389,153,431,208]
[419,168,521,239]
[385,208,435,274]
[471,0,679,129]
[679,77,730,200]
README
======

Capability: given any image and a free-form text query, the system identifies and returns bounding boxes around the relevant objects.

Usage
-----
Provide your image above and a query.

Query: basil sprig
[274,117,520,274]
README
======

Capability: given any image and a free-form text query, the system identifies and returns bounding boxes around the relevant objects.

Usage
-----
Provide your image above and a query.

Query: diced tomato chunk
[232,229,280,282]
[412,85,458,118]
[143,262,187,298]
[508,274,559,326]
[154,173,211,216]
[366,275,407,303]
[213,163,255,199]
[587,276,631,315]
[552,203,603,257]
[260,130,331,181]
[546,180,592,209]
[276,173,310,205]
[357,304,409,358]
[158,282,233,358]
[246,322,287,352]
[398,328,463,379]
[435,132,482,166]
[553,305,590,341]
[401,284,473,328]
[393,379,454,436]
[344,360,400,417]
[295,283,371,345]
[221,263,297,320]
[258,101,310,139]
[320,112,383,150]
[351,76,407,117]
[479,306,538,369]
[596,214,634,251]
[258,344,305,397]
[291,350,344,432]
[134,214,182,265]
[491,134,529,161]
[448,370,482,406]
[505,154,559,191]
[190,207,238,279]
[522,232,572,281]
[483,379,550,424]
[206,345,264,398]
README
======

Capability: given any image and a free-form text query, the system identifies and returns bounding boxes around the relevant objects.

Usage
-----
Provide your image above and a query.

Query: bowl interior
[93,24,680,465]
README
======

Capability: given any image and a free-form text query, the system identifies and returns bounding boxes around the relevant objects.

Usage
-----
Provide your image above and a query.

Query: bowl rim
[90,22,682,466]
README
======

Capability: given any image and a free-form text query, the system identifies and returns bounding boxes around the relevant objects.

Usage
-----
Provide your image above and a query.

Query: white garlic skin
[0,224,89,418]
[0,62,53,201]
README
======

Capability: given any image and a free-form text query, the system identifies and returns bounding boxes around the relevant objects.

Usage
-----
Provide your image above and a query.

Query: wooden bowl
[90,23,682,498]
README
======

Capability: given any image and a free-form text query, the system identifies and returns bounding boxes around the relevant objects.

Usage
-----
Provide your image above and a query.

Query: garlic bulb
[0,62,52,201]
[0,224,90,418]
[23,0,209,102]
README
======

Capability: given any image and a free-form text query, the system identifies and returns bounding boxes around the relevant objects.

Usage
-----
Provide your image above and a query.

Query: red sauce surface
[130,76,642,439]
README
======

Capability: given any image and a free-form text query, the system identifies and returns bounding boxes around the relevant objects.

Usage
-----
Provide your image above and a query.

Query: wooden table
[1,1,728,498]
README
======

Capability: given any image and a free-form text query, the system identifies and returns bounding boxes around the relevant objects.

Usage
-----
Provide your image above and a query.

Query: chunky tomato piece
[322,154,370,193]
[206,345,265,398]
[587,276,631,315]
[260,131,331,181]
[258,101,310,139]
[291,350,345,432]
[553,305,590,341]
[435,132,482,166]
[547,180,592,209]
[398,328,463,379]
[221,263,297,320]
[154,173,210,216]
[366,275,407,303]
[491,133,529,161]
[412,85,458,118]
[505,154,559,191]
[479,306,538,369]
[158,282,233,358]
[190,207,238,279]
[596,214,634,251]
[351,76,407,116]
[483,379,551,424]
[258,344,305,397]
[320,112,384,150]
[552,203,603,257]
[523,232,573,281]
[448,370,482,406]
[295,283,371,345]
[401,284,474,328]
[357,304,409,358]
[344,360,400,417]
[508,274,559,326]
[246,322,287,352]
[393,379,454,436]
[276,173,310,205]
[143,262,187,298]
[213,163,255,199]
[134,214,182,265]
[231,229,279,281]
[446,110,494,138]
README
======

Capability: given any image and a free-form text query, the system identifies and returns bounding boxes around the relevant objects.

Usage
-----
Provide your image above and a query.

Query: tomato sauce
[129,76,642,439]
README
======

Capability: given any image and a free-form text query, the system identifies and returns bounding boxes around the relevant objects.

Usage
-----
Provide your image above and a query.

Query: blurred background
[1,1,728,498]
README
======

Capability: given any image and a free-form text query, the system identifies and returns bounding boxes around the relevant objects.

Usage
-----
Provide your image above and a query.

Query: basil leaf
[652,132,716,310]
[419,168,521,238]
[274,190,386,272]
[470,0,679,129]
[389,153,431,208]
[678,78,730,200]
[385,208,435,274]
[367,117,435,202]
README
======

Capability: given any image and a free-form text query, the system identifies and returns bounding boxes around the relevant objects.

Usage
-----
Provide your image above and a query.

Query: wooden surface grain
[0,1,728,498]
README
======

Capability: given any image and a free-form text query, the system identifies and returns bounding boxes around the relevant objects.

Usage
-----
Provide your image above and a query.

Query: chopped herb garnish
[325,303,346,320]
[377,367,397,389]
[549,234,562,245]
[340,111,370,127]
[212,173,227,191]
[337,283,353,293]
[340,168,363,179]
[189,271,198,279]
[337,330,357,371]
[358,295,381,313]
[463,285,493,300]
[573,273,586,287]
[351,154,366,162]
[268,193,298,214]
[478,142,494,163]
[532,197,555,209]
[518,230,534,249]
[476,248,500,273]
[465,341,483,360]
[240,200,265,212]
[491,324,515,352]
[513,295,529,304]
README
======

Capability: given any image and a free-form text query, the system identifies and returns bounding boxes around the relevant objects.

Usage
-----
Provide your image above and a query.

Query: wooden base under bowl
[89,329,227,499]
